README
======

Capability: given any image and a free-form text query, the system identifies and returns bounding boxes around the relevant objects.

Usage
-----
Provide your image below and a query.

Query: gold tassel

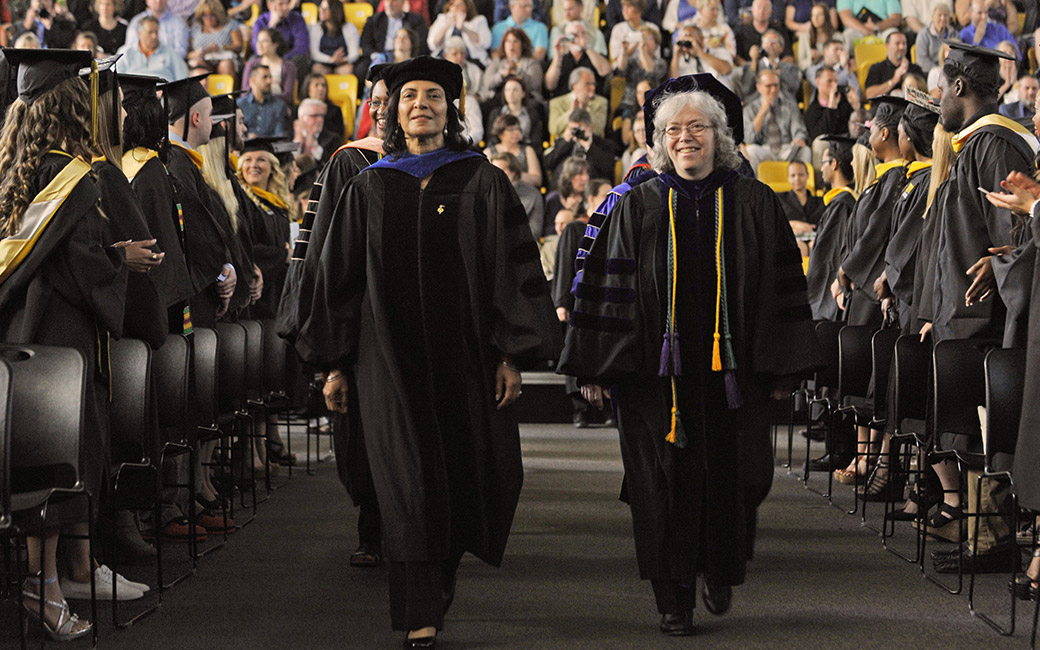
[666,406,677,443]
[712,332,722,371]
[90,60,99,147]
[459,79,466,120]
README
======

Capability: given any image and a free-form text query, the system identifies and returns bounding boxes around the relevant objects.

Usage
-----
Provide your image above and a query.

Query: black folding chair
[260,319,294,478]
[802,320,842,486]
[192,328,230,558]
[214,323,264,522]
[857,326,901,523]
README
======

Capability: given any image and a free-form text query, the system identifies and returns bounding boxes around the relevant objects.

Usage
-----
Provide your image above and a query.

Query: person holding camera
[549,66,608,138]
[545,19,611,99]
[738,28,802,102]
[14,0,78,48]
[544,108,616,187]
[670,24,734,88]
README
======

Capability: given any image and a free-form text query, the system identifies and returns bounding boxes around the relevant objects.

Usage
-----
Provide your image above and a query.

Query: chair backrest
[890,334,930,429]
[0,344,86,493]
[301,1,318,23]
[869,326,901,416]
[153,334,190,434]
[984,347,1026,467]
[193,328,219,426]
[261,318,287,395]
[813,320,843,391]
[343,2,373,31]
[207,74,235,96]
[757,160,791,192]
[838,325,875,401]
[215,322,247,412]
[609,75,626,113]
[933,338,990,440]
[325,73,358,135]
[0,358,12,525]
[241,320,264,396]
[108,338,153,464]
[246,2,260,25]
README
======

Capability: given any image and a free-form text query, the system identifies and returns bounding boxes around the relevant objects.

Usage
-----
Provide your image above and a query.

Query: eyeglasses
[821,157,834,165]
[369,99,388,110]
[664,123,711,138]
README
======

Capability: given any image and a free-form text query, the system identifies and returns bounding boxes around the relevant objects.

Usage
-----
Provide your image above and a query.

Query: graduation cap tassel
[711,186,724,372]
[659,332,672,376]
[90,60,99,148]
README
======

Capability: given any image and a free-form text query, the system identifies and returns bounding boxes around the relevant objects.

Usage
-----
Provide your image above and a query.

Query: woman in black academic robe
[236,146,293,320]
[0,71,127,641]
[295,57,558,648]
[559,83,815,636]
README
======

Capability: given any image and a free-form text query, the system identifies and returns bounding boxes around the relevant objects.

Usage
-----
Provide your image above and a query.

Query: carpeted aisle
[13,424,1035,650]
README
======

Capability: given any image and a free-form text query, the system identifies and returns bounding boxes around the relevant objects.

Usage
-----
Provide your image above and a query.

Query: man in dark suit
[357,0,429,79]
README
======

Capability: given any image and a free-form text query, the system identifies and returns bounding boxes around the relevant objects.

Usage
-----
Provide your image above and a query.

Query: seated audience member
[742,68,811,173]
[621,108,647,174]
[847,107,868,138]
[125,0,190,58]
[479,27,544,102]
[661,0,699,32]
[299,72,345,143]
[777,160,823,249]
[806,65,857,140]
[960,0,1020,56]
[864,31,923,98]
[545,20,611,99]
[492,0,546,25]
[902,0,944,32]
[544,108,616,183]
[543,156,590,236]
[73,31,102,56]
[308,0,361,75]
[605,0,662,33]
[1000,74,1038,120]
[294,98,339,165]
[118,15,189,79]
[358,0,429,77]
[737,29,802,101]
[82,0,130,56]
[795,2,835,71]
[243,28,298,108]
[549,0,607,61]
[443,36,485,99]
[428,0,492,64]
[613,79,650,151]
[926,41,950,91]
[189,0,244,77]
[484,75,545,144]
[369,25,422,67]
[616,25,668,108]
[807,38,861,99]
[485,114,543,186]
[671,24,734,86]
[693,0,737,59]
[954,0,1018,34]
[836,0,902,50]
[549,67,608,137]
[913,2,958,74]
[735,0,792,63]
[239,64,293,137]
[251,0,310,64]
[490,151,545,238]
[491,0,548,60]
[13,32,42,48]
[14,0,79,47]
[609,0,659,68]
[996,39,1020,101]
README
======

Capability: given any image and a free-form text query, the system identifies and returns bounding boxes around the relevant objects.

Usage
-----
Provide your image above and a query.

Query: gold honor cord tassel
[711,187,723,372]
[90,60,100,148]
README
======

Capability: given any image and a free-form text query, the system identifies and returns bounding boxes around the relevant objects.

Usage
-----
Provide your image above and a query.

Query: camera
[37,5,50,17]
[838,84,848,95]
[676,40,692,49]
[571,127,587,140]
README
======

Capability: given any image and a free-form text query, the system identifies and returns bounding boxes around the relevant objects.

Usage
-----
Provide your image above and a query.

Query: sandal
[21,576,92,642]
[266,440,297,466]
[913,501,965,543]
[349,543,382,568]
[858,462,905,502]
[834,456,868,485]
[886,485,940,521]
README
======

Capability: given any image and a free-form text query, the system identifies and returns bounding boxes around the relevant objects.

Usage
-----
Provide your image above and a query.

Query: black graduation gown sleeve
[552,218,584,311]
[243,192,291,319]
[93,160,167,349]
[991,237,1035,348]
[806,191,855,321]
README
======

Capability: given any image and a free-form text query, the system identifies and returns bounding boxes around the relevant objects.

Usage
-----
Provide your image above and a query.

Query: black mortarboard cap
[162,73,212,123]
[868,94,908,127]
[119,73,163,105]
[3,48,92,103]
[367,62,389,85]
[820,134,857,155]
[945,40,1015,88]
[643,73,744,147]
[211,92,244,123]
[380,56,462,102]
[242,136,298,161]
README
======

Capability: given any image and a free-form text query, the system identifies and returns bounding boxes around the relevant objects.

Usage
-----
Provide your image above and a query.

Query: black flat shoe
[659,612,694,636]
[349,543,382,568]
[702,582,732,615]
[403,635,436,649]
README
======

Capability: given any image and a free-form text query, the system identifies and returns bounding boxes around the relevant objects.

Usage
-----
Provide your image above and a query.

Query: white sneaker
[101,565,150,593]
[61,566,144,601]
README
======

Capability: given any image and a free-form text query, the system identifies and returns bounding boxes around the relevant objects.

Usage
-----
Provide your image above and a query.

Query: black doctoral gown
[295,154,559,565]
[122,148,194,333]
[557,171,816,587]
[882,163,932,333]
[842,161,908,326]
[921,114,1036,342]
[1014,209,1040,511]
[165,143,251,328]
[806,187,857,321]
[93,158,167,349]
[0,153,127,519]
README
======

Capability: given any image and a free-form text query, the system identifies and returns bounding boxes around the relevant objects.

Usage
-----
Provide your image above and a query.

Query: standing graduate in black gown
[279,65,389,568]
[806,135,858,322]
[558,76,816,637]
[295,57,559,648]
[0,48,128,642]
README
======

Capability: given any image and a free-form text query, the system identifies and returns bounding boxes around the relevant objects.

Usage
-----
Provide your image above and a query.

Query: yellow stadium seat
[246,2,260,26]
[756,160,815,195]
[207,73,235,95]
[594,5,602,28]
[609,75,625,114]
[326,73,359,136]
[1030,47,1037,74]
[344,2,374,32]
[854,41,887,90]
[301,1,318,24]
[910,43,916,64]
[613,159,623,184]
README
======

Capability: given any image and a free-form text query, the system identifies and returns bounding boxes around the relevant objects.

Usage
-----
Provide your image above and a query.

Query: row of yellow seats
[246,1,373,32]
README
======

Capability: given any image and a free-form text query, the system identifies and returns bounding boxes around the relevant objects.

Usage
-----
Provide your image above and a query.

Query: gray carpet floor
[6,423,1038,649]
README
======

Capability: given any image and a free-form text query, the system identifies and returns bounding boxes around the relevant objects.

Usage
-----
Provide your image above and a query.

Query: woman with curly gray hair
[559,74,816,637]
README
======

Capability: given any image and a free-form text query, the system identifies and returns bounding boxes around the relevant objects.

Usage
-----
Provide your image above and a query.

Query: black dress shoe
[403,635,436,649]
[805,453,850,472]
[702,582,732,615]
[659,612,694,636]
[930,542,968,562]
[933,543,1021,574]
